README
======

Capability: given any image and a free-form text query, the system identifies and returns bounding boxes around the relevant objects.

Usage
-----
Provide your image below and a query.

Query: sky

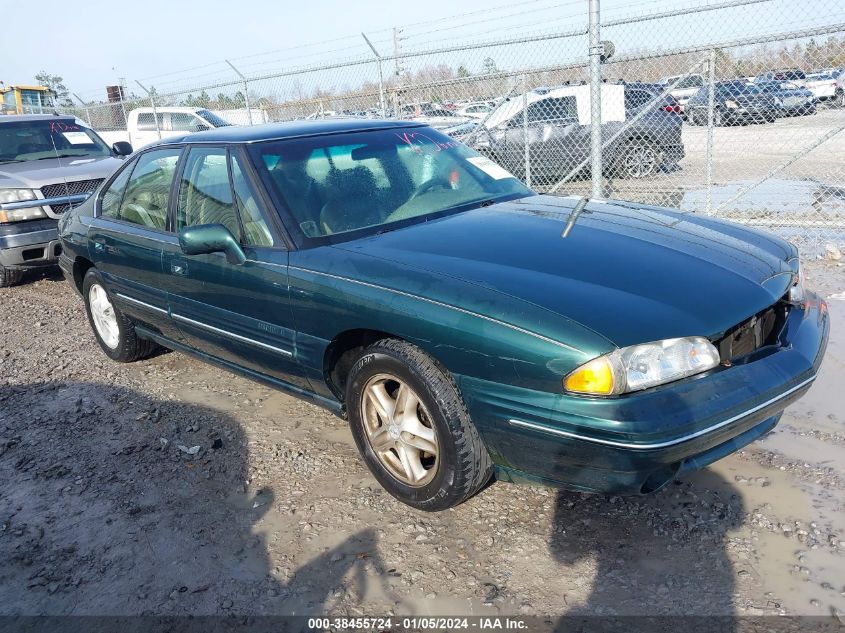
[2,0,841,103]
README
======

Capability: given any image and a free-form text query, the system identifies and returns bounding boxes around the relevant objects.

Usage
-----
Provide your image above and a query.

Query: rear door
[162,145,309,389]
[88,146,183,340]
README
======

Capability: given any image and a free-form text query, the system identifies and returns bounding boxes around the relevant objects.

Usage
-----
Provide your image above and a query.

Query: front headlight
[725,99,738,109]
[0,189,45,223]
[564,337,721,396]
[0,188,37,204]
[787,262,806,304]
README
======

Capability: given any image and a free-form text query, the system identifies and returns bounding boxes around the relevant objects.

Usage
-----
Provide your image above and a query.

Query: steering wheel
[123,202,158,229]
[408,175,453,201]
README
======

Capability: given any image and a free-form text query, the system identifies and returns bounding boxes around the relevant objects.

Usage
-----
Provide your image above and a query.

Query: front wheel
[82,269,158,362]
[345,338,492,511]
[0,264,24,288]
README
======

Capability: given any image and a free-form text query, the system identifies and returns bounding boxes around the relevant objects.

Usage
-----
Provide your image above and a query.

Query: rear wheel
[82,269,158,362]
[0,265,24,288]
[714,109,725,127]
[837,89,845,108]
[617,139,659,179]
[345,338,492,511]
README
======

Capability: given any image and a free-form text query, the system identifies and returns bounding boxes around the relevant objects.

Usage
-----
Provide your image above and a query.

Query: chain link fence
[66,0,845,255]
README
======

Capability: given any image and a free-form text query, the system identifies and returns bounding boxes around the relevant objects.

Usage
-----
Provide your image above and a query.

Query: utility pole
[588,0,603,198]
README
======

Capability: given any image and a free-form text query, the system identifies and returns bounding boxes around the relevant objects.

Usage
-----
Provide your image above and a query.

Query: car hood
[0,155,123,189]
[337,195,797,348]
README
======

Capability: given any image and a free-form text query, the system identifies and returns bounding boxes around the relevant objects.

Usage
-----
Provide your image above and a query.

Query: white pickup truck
[98,107,233,150]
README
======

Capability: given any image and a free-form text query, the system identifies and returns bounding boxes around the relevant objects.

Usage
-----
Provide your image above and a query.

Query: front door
[162,145,309,389]
[88,146,183,340]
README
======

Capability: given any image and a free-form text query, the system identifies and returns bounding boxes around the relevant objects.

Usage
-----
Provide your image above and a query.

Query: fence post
[588,0,603,198]
[522,74,532,188]
[225,60,253,126]
[362,33,387,117]
[72,93,91,126]
[705,49,716,214]
[135,80,161,140]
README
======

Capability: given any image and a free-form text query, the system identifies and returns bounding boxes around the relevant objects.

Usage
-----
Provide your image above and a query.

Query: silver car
[0,115,131,286]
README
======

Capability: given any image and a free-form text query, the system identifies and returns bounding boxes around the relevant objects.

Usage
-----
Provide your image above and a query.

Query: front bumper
[461,293,829,494]
[0,222,61,269]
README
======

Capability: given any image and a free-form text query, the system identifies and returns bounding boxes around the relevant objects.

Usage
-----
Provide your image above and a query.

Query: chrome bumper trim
[508,374,816,450]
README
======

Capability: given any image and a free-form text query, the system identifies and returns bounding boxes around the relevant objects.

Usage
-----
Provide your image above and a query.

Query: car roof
[0,113,74,123]
[153,118,427,146]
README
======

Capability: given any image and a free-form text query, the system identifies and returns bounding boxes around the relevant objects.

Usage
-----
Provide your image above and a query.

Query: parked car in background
[0,115,130,286]
[469,82,683,181]
[686,80,777,126]
[400,102,472,129]
[754,81,816,116]
[656,73,705,116]
[58,119,828,510]
[836,72,845,108]
[755,69,807,86]
[805,72,839,101]
[99,107,232,150]
[454,101,496,119]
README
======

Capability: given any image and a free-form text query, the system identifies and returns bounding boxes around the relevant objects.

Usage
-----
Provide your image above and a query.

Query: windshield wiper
[35,154,81,160]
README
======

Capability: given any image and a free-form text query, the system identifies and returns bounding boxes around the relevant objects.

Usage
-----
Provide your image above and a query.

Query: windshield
[251,126,533,243]
[196,110,232,127]
[0,119,111,164]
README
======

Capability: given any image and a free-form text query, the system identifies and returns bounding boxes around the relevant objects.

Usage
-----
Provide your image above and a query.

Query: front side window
[136,112,164,132]
[231,153,274,247]
[117,148,181,230]
[252,127,533,242]
[176,147,239,237]
[169,113,204,133]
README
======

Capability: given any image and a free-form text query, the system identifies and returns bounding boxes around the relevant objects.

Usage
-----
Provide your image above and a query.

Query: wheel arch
[323,328,401,402]
[72,256,96,294]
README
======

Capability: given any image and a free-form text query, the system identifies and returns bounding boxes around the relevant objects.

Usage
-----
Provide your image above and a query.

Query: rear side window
[625,89,652,110]
[99,159,136,219]
[116,148,181,230]
[525,96,578,124]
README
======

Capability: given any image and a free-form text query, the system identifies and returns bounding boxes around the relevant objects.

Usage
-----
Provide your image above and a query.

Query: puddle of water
[708,457,845,615]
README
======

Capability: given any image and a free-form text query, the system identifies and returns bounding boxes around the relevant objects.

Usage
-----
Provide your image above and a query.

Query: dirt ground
[0,260,843,623]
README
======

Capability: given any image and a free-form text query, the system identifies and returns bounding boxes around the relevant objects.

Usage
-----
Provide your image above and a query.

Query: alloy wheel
[360,373,439,487]
[88,283,120,349]
[623,144,657,179]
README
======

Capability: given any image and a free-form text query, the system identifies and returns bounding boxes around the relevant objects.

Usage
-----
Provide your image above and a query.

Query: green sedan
[58,120,829,511]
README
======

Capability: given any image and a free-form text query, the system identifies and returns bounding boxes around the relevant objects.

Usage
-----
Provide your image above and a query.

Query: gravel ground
[0,260,843,622]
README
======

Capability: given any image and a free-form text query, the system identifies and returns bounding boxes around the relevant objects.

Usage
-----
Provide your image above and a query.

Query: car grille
[39,179,104,214]
[715,302,789,364]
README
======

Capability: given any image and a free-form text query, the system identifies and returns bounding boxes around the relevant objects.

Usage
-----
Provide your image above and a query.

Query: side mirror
[178,224,246,265]
[112,141,133,157]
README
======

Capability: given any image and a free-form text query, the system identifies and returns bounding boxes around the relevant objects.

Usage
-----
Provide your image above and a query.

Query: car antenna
[562,196,589,238]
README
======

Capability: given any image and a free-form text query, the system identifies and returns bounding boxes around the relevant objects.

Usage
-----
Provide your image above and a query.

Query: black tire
[345,338,493,511]
[0,265,24,288]
[82,268,158,362]
[837,89,845,109]
[714,109,725,127]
